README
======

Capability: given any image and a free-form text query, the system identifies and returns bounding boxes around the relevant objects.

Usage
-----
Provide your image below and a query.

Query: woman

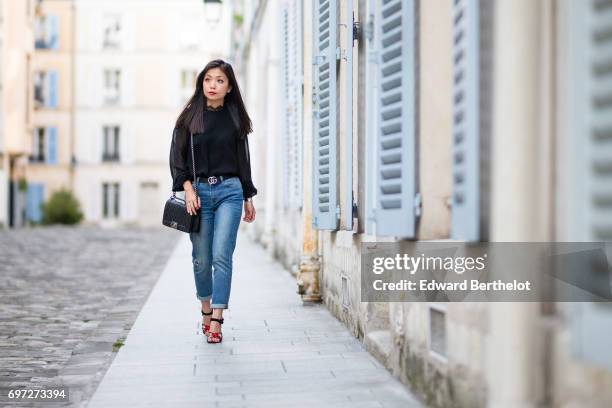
[169,59,257,344]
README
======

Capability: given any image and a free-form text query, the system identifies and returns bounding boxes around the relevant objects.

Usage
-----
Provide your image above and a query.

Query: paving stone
[86,234,424,408]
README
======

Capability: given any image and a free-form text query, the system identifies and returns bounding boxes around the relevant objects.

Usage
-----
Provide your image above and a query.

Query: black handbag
[162,131,200,233]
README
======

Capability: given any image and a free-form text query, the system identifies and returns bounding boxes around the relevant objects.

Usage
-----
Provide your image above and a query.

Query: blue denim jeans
[189,176,243,309]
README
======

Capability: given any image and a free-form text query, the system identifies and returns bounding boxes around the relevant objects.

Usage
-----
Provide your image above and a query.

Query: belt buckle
[207,176,218,185]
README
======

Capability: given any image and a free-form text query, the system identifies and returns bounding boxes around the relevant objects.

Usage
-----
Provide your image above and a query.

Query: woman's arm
[169,126,193,192]
[237,135,257,201]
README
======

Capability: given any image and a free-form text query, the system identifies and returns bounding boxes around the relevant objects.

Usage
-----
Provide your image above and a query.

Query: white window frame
[102,182,120,219]
[102,125,120,162]
[102,14,122,49]
[180,69,198,104]
[103,69,121,105]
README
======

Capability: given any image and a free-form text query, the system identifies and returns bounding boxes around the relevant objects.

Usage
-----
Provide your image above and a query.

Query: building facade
[72,0,233,227]
[0,0,37,228]
[232,0,612,407]
[26,0,75,224]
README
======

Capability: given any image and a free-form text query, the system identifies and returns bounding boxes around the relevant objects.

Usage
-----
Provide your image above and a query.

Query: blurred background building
[1,0,232,228]
[27,0,73,225]
[1,0,37,228]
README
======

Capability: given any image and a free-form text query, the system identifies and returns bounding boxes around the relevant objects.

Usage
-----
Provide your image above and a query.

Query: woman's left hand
[243,201,255,222]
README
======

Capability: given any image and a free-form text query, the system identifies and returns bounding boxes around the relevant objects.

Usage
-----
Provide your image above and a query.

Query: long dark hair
[175,59,253,140]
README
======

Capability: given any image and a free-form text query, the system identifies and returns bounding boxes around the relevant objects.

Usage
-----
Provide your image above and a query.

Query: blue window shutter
[46,127,58,164]
[584,0,612,241]
[567,0,612,370]
[282,0,304,211]
[27,183,44,223]
[364,1,379,236]
[281,6,291,209]
[450,0,480,241]
[47,71,58,108]
[343,0,354,230]
[570,303,612,370]
[375,0,416,238]
[312,0,338,230]
[26,185,36,221]
[47,15,59,50]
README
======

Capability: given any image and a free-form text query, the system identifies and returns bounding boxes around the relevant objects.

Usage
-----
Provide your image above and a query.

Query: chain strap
[190,132,197,194]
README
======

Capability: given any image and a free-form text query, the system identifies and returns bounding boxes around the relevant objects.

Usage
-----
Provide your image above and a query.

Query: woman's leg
[189,185,215,317]
[209,178,243,341]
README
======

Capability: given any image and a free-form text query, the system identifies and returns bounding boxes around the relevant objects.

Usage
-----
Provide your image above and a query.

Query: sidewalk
[86,232,423,408]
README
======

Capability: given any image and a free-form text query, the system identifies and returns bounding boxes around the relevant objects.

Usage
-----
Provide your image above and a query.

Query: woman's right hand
[185,188,200,215]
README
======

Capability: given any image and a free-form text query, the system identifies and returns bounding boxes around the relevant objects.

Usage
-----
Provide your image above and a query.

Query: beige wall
[417,0,453,240]
[2,0,35,156]
[1,0,35,226]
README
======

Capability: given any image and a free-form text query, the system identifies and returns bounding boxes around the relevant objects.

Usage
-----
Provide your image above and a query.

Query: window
[102,126,120,162]
[30,128,46,162]
[34,71,45,106]
[102,182,120,218]
[102,15,122,49]
[103,69,121,104]
[429,306,447,360]
[180,14,200,50]
[34,14,59,50]
[29,127,57,164]
[180,69,197,103]
[33,70,58,108]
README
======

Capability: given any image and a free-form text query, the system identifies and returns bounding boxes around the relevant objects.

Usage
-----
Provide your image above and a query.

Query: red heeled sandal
[207,317,224,344]
[201,309,213,336]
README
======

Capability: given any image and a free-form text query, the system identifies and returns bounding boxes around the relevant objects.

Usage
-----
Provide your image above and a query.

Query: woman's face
[203,67,231,104]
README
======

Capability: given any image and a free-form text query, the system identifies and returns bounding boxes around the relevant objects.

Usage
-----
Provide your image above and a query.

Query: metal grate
[429,306,447,358]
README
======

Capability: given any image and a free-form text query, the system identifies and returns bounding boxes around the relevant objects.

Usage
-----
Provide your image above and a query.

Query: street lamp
[203,0,223,27]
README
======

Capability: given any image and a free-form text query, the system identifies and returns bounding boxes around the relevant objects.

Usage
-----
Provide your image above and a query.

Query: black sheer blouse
[169,104,257,200]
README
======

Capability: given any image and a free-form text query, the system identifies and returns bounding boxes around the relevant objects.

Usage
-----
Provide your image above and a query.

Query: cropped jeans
[189,176,243,309]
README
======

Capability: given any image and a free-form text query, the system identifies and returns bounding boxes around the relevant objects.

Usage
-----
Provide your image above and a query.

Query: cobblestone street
[0,226,181,407]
